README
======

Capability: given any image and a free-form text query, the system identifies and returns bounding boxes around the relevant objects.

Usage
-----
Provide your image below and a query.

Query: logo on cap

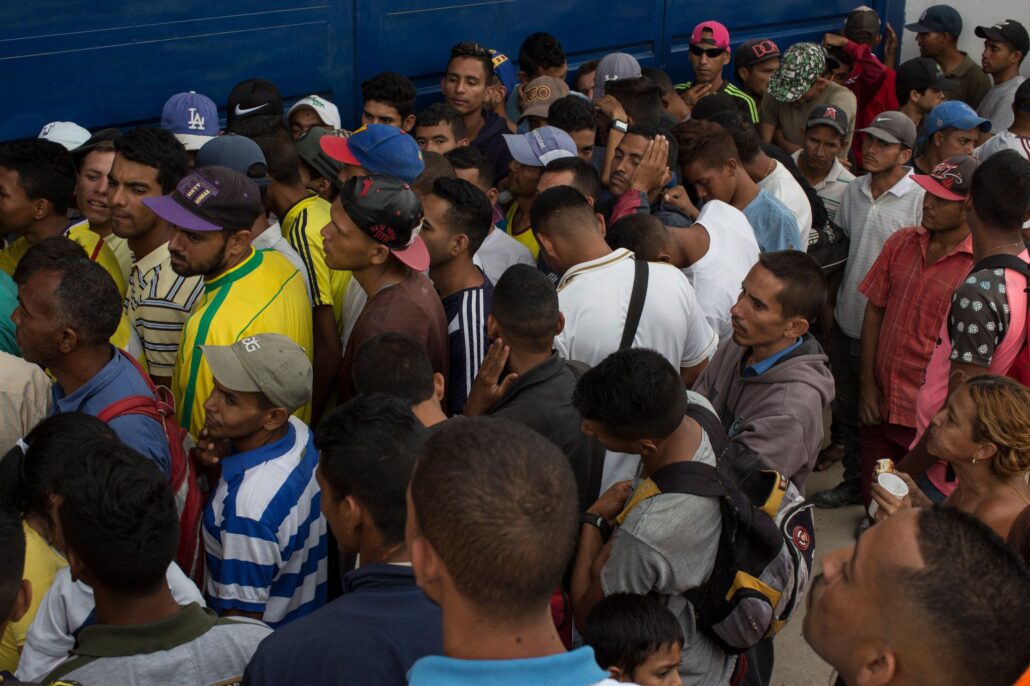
[750,40,779,58]
[919,10,929,22]
[187,108,206,131]
[180,174,220,207]
[242,336,261,353]
[367,224,397,243]
[931,160,963,189]
[822,106,838,118]
[359,177,374,198]
[525,84,552,102]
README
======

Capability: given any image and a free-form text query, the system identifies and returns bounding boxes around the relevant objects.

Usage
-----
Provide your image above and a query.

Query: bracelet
[580,512,613,540]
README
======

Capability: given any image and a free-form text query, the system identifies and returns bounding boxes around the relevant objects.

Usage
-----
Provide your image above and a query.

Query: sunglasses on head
[690,45,725,58]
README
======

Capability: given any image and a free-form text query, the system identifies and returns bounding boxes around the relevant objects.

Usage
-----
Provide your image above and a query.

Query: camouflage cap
[768,42,826,104]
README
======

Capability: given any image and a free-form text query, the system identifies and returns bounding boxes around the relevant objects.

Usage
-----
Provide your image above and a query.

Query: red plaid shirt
[859,226,973,427]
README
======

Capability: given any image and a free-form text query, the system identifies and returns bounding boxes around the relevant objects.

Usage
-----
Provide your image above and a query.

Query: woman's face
[928,385,982,464]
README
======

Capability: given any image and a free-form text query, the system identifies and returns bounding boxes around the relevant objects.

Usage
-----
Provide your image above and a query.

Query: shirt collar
[743,337,803,377]
[52,346,119,407]
[947,53,973,78]
[557,248,634,290]
[132,241,171,276]
[914,225,974,260]
[71,603,217,658]
[859,170,918,199]
[408,646,608,686]
[220,419,299,482]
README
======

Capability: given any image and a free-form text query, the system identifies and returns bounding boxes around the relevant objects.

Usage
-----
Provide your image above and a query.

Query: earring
[971,457,979,465]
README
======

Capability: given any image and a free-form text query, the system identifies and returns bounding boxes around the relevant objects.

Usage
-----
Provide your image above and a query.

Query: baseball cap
[320,124,425,183]
[142,166,262,233]
[503,126,578,167]
[734,39,781,69]
[768,42,826,103]
[806,103,850,136]
[844,6,882,41]
[161,91,219,151]
[71,128,122,159]
[226,78,283,125]
[924,100,991,136]
[518,76,571,123]
[490,49,519,96]
[860,110,918,149]
[975,19,1030,55]
[1017,78,1030,112]
[905,5,962,36]
[593,52,642,101]
[691,21,730,50]
[195,135,269,188]
[295,128,344,185]
[895,57,959,95]
[38,121,90,151]
[339,175,428,271]
[912,154,978,201]
[201,334,312,413]
[286,95,342,130]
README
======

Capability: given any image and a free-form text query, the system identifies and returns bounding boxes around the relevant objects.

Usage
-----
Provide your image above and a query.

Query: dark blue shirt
[442,276,493,416]
[242,564,442,686]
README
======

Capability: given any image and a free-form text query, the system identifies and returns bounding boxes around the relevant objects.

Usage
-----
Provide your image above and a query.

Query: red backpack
[97,349,205,586]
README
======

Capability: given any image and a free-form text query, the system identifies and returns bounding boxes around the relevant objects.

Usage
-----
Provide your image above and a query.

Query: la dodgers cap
[860,110,918,149]
[691,21,730,50]
[202,334,312,413]
[143,166,261,233]
[320,124,425,183]
[161,91,219,151]
[924,100,991,136]
[913,154,978,201]
[286,95,342,130]
[503,126,578,167]
[195,135,269,188]
[38,121,91,151]
[975,19,1029,56]
[806,103,850,136]
[226,78,283,125]
[735,39,781,68]
[593,52,642,101]
[339,174,428,271]
[905,5,962,37]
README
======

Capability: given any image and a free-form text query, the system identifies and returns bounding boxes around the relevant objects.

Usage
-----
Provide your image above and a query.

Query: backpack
[970,254,1030,386]
[97,349,205,586]
[615,402,816,654]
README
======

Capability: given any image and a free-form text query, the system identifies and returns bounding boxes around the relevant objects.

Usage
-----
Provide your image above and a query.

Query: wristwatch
[580,512,613,540]
[609,119,628,134]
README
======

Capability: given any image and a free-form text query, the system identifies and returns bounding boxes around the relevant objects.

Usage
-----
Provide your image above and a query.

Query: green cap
[295,127,344,188]
[201,334,312,412]
[768,42,826,104]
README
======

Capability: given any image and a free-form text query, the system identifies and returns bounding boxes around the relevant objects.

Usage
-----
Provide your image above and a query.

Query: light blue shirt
[742,190,803,252]
[408,646,611,686]
[743,337,804,377]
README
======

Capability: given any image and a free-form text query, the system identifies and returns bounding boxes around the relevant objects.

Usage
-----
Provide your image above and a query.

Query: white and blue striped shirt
[203,416,327,628]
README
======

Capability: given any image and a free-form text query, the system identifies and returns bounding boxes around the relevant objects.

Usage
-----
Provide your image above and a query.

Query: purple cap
[503,126,578,167]
[321,124,425,183]
[161,92,219,151]
[142,166,262,232]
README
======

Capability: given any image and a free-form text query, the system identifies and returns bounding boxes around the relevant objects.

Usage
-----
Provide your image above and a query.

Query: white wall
[900,0,1030,76]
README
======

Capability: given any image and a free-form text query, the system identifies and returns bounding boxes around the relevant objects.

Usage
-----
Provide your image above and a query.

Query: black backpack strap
[619,259,649,351]
[685,402,730,456]
[650,460,727,499]
[972,254,1030,278]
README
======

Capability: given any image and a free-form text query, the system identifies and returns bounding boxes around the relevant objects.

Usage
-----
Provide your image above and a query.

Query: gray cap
[201,334,312,412]
[593,52,642,101]
[859,110,918,149]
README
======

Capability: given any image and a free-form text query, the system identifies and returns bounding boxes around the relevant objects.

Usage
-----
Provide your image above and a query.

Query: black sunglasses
[690,45,725,58]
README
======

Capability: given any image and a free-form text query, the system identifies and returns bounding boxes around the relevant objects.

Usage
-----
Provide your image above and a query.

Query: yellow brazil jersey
[172,248,313,437]
[283,194,351,332]
[505,202,540,259]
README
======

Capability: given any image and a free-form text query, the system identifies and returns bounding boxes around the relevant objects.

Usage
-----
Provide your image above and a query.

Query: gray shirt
[977,75,1026,134]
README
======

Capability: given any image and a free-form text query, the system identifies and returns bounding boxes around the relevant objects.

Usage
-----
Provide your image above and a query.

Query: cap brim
[807,118,847,135]
[320,135,363,166]
[974,26,1005,42]
[174,133,218,152]
[904,21,934,33]
[859,126,903,146]
[200,345,262,394]
[503,134,543,166]
[912,174,965,201]
[517,104,552,123]
[391,234,430,272]
[142,195,222,232]
[767,75,813,104]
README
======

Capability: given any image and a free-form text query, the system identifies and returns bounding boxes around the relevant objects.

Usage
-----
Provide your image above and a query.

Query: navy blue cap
[905,5,962,36]
[195,135,269,188]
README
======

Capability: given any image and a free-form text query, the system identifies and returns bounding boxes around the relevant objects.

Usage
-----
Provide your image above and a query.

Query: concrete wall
[900,0,1030,76]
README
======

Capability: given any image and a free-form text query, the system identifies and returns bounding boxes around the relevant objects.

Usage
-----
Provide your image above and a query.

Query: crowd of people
[0,4,1029,685]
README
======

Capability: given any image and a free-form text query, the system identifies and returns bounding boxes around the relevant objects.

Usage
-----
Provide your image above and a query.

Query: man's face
[802,125,844,174]
[610,133,651,196]
[828,62,851,85]
[420,193,459,267]
[689,41,729,84]
[108,154,163,240]
[202,378,271,442]
[797,77,827,104]
[933,127,979,159]
[506,160,543,197]
[75,150,115,227]
[629,642,683,686]
[322,199,379,270]
[12,270,63,367]
[442,57,489,116]
[739,59,780,96]
[289,108,325,140]
[910,87,947,114]
[415,123,461,154]
[684,159,736,204]
[0,166,37,234]
[167,227,229,277]
[576,69,596,100]
[362,100,413,131]
[921,192,966,233]
[567,129,596,162]
[861,136,907,173]
[730,264,794,348]
[916,31,949,58]
[981,39,1020,75]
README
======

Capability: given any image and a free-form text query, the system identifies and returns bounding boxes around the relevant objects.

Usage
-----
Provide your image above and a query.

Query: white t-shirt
[790,149,856,224]
[975,129,1030,162]
[758,161,812,248]
[681,201,760,343]
[472,226,535,285]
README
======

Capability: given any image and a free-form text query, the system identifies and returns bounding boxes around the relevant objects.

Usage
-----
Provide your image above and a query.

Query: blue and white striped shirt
[203,416,327,627]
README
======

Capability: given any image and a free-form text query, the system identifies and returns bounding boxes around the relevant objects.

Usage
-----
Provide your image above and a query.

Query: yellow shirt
[0,522,67,672]
[172,248,312,436]
[283,194,351,330]
[505,202,540,259]
[102,232,134,284]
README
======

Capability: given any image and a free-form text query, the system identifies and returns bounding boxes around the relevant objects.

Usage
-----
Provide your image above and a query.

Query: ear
[853,646,898,686]
[486,186,499,205]
[451,232,470,256]
[871,34,882,48]
[556,311,566,336]
[432,372,446,403]
[975,441,999,463]
[457,137,471,148]
[33,197,53,221]
[57,325,79,355]
[261,406,290,432]
[931,131,944,148]
[486,313,499,339]
[656,250,674,264]
[786,316,811,338]
[229,229,253,254]
[402,114,416,133]
[369,242,392,266]
[595,213,607,237]
[536,231,557,260]
[67,548,86,584]
[7,579,31,625]
[637,439,660,459]
[409,535,447,604]
[898,147,913,165]
[607,666,627,682]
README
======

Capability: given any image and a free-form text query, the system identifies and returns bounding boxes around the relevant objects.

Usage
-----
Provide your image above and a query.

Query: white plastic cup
[868,472,910,518]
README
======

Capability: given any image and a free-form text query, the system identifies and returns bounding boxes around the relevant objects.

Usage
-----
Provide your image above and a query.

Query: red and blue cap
[320,124,425,183]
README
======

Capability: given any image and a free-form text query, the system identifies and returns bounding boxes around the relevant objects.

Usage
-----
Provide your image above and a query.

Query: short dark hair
[641,67,676,95]
[709,110,759,163]
[584,593,685,674]
[530,185,596,237]
[56,439,178,595]
[757,251,827,322]
[315,394,426,545]
[362,71,418,119]
[518,32,566,78]
[445,145,494,187]
[0,507,25,622]
[114,127,189,193]
[548,95,597,135]
[690,93,741,121]
[412,151,456,198]
[971,149,1030,233]
[448,41,495,80]
[429,177,492,254]
[492,264,559,352]
[673,119,740,168]
[886,507,1030,685]
[573,348,688,440]
[352,332,436,405]
[604,77,664,126]
[74,140,118,172]
[253,132,302,187]
[626,123,679,170]
[410,417,578,619]
[416,103,468,141]
[577,59,600,81]
[605,213,668,260]
[542,156,604,202]
[13,239,121,345]
[0,139,76,215]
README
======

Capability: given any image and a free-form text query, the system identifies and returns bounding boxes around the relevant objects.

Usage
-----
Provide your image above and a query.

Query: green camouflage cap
[768,42,826,104]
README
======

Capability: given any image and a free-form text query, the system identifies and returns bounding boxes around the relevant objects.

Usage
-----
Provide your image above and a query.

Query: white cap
[286,95,342,130]
[38,121,91,151]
